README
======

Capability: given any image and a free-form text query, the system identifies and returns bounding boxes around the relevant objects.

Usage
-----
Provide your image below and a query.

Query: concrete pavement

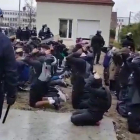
[0,109,117,140]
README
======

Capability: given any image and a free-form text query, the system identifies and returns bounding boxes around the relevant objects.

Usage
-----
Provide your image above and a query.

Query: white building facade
[36,0,114,46]
[117,17,129,26]
[1,10,36,28]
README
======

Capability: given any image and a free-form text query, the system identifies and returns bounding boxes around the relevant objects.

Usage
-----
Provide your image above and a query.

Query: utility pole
[18,0,21,27]
[128,11,132,25]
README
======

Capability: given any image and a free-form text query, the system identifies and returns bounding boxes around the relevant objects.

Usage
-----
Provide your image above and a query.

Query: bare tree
[134,11,140,23]
[24,0,36,28]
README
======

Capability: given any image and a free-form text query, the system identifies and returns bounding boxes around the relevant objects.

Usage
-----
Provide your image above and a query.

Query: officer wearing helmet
[0,8,17,117]
[38,24,47,40]
[122,32,135,52]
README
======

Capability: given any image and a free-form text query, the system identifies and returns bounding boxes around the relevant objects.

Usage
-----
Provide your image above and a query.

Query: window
[59,19,72,38]
[122,19,124,22]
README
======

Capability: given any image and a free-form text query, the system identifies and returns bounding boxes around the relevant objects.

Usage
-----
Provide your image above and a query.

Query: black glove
[7,95,16,105]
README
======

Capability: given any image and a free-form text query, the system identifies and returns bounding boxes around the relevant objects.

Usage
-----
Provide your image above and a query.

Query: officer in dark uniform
[25,26,31,40]
[0,8,17,117]
[31,27,37,37]
[122,32,135,52]
[91,30,105,64]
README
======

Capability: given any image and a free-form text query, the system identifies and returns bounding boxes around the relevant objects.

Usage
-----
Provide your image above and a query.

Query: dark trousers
[93,49,101,64]
[103,67,109,85]
[71,109,103,126]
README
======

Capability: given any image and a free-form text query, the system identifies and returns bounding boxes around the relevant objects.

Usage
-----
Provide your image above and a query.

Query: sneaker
[53,97,60,110]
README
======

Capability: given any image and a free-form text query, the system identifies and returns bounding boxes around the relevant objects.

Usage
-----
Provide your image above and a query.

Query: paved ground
[0,109,117,140]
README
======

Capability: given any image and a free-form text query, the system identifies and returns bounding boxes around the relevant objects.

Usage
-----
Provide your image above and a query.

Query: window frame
[59,18,73,39]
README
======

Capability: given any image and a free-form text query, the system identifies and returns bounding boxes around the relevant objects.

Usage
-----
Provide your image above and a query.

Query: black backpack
[128,109,140,134]
[116,101,129,118]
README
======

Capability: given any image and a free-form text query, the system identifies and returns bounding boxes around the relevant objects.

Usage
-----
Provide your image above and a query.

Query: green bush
[113,41,121,49]
[119,23,140,50]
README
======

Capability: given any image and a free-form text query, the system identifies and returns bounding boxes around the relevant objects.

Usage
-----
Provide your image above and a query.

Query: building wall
[37,2,112,46]
[117,17,129,26]
[1,10,36,28]
[110,12,117,30]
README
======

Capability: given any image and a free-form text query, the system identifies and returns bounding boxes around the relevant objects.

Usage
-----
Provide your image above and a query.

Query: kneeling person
[71,87,112,126]
[24,49,60,109]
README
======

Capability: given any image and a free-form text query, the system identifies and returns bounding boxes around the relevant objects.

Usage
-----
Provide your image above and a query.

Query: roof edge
[36,0,115,6]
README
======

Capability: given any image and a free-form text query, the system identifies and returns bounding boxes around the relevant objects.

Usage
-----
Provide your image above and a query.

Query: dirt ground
[5,54,140,140]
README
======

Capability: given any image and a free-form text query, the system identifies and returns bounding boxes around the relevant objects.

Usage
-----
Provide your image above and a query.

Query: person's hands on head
[76,48,83,54]
[45,49,51,54]
[82,45,88,52]
[31,48,39,55]
[50,44,54,51]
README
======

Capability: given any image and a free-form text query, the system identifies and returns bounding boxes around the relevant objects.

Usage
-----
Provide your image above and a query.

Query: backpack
[103,52,111,68]
[38,62,51,82]
[118,87,129,101]
[116,101,128,118]
[19,65,30,82]
[128,109,140,134]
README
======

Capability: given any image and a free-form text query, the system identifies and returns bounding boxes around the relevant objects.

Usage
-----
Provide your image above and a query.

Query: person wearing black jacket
[31,27,37,37]
[0,29,18,117]
[122,32,135,52]
[38,24,47,40]
[16,27,22,40]
[45,28,54,39]
[91,30,105,64]
[66,51,87,109]
[66,47,111,126]
[25,27,31,41]
[71,87,111,126]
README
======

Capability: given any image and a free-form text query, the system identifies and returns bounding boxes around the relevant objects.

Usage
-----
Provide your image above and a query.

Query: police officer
[122,32,135,52]
[38,24,47,40]
[16,27,22,40]
[31,27,37,37]
[91,30,105,64]
[0,8,17,117]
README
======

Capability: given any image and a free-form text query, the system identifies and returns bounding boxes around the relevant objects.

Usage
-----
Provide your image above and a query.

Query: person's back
[0,32,17,116]
[25,27,30,40]
[91,33,105,50]
[38,24,47,40]
[31,28,37,37]
[87,87,111,112]
[122,33,135,52]
[16,27,22,40]
[122,37,135,50]
[91,30,105,64]
[5,29,8,36]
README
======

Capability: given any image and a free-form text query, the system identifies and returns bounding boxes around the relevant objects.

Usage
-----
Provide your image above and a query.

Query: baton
[2,105,10,124]
[0,93,5,119]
